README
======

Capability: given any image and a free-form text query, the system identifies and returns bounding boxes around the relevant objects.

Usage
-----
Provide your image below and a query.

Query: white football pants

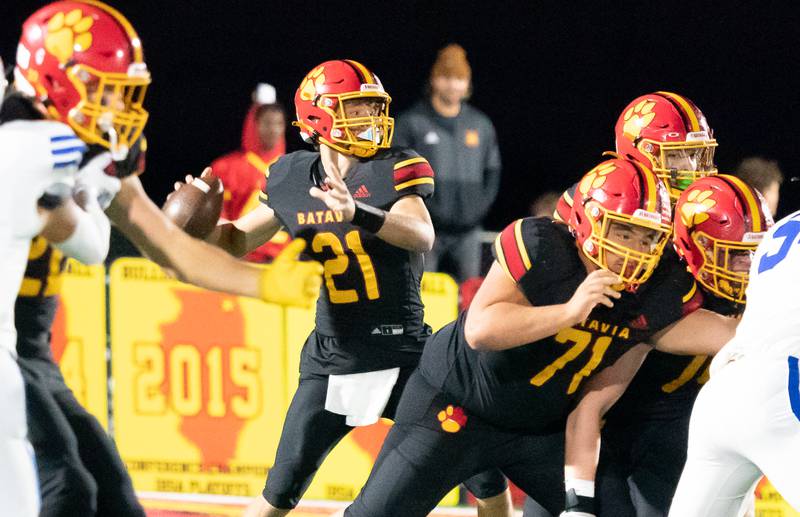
[0,349,39,517]
[668,354,800,516]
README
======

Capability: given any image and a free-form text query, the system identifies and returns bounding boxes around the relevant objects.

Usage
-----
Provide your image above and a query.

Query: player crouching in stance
[668,211,799,515]
[555,174,773,517]
[340,158,738,517]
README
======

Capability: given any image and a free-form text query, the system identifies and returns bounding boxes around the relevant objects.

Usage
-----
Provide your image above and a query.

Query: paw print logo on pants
[437,404,467,433]
[622,99,657,140]
[299,66,326,101]
[45,9,95,64]
[680,189,717,227]
[578,162,617,196]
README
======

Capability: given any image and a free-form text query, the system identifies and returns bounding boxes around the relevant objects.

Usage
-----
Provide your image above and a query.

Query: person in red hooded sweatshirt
[210,83,291,262]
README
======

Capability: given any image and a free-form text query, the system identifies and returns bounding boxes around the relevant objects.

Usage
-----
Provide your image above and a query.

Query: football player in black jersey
[172,59,507,517]
[549,174,773,517]
[528,92,728,517]
[340,157,739,517]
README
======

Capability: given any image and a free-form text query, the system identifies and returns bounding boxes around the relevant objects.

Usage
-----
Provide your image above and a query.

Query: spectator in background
[211,83,291,262]
[734,156,784,216]
[394,44,502,282]
[529,191,560,219]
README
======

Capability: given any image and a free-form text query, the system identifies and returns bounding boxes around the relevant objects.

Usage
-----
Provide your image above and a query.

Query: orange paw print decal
[578,162,617,196]
[680,189,716,227]
[437,405,467,433]
[299,66,326,101]
[45,9,94,64]
[622,99,657,140]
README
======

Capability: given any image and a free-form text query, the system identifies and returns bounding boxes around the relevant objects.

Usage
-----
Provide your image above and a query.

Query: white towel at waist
[325,367,400,427]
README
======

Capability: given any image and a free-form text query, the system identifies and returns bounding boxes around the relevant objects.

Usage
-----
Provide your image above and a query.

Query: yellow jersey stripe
[394,157,429,170]
[657,91,701,132]
[563,189,573,207]
[395,177,434,191]
[513,220,532,271]
[494,237,513,280]
[245,151,270,175]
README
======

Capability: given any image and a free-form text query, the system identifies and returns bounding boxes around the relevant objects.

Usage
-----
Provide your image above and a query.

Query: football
[161,168,224,239]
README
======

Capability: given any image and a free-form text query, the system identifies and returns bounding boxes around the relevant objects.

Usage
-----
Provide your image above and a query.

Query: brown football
[161,169,224,239]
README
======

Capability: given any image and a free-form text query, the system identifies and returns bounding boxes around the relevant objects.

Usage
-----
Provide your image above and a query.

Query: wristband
[351,201,386,233]
[564,479,595,513]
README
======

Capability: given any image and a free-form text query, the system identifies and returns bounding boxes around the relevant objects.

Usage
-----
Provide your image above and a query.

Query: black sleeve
[492,218,577,304]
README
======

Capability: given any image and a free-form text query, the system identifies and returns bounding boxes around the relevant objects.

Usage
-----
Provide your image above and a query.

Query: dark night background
[3,1,800,228]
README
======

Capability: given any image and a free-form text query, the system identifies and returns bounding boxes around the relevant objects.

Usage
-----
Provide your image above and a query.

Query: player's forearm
[375,211,435,253]
[652,309,739,355]
[169,236,262,298]
[464,302,575,351]
[109,178,263,298]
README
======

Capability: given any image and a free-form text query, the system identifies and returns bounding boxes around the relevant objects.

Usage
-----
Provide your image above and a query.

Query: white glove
[75,152,120,209]
[559,512,596,517]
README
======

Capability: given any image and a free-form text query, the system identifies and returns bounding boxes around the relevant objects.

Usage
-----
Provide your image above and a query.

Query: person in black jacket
[394,44,502,282]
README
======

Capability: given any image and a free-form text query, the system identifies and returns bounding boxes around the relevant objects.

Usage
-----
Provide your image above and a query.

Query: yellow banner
[110,258,286,496]
[755,477,800,516]
[299,272,460,505]
[55,259,108,428]
[110,260,460,504]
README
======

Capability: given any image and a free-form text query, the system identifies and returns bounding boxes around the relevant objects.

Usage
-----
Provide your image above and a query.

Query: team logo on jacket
[437,404,467,433]
[464,129,480,148]
[45,8,95,64]
[424,131,440,145]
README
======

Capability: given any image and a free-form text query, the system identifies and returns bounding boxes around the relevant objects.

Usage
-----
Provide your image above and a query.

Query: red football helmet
[615,92,717,202]
[673,175,773,304]
[15,0,150,151]
[569,158,673,289]
[293,59,393,158]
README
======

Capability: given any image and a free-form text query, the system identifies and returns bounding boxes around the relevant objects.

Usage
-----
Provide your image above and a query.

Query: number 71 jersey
[419,217,696,432]
[262,147,435,350]
[722,210,800,360]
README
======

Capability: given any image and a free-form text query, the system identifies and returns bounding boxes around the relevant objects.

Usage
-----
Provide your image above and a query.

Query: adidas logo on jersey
[354,185,371,198]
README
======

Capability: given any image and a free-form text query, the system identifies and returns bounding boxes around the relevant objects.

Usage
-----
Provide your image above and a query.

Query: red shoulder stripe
[394,162,435,185]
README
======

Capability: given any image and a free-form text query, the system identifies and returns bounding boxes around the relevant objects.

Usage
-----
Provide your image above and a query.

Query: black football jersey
[15,236,66,360]
[604,288,741,424]
[418,217,696,432]
[262,147,435,373]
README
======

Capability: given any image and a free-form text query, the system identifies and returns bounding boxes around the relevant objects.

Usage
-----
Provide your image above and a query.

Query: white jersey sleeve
[0,120,86,237]
[720,209,800,360]
[0,119,86,353]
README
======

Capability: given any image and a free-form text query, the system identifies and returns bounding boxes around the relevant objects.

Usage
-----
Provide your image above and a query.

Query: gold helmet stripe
[345,60,376,84]
[633,161,659,213]
[656,91,701,132]
[78,0,144,62]
[723,175,764,232]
